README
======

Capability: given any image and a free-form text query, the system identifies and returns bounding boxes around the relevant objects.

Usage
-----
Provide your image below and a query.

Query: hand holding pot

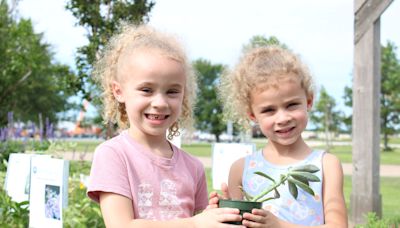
[242,208,281,228]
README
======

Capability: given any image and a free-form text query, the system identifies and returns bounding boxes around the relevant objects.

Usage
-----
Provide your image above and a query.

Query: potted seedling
[219,164,321,225]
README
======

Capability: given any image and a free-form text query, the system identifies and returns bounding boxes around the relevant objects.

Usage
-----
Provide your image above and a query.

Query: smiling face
[112,48,186,142]
[249,75,313,147]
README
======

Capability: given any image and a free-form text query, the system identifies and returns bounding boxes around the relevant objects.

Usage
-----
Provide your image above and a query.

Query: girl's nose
[152,93,168,108]
[276,110,291,125]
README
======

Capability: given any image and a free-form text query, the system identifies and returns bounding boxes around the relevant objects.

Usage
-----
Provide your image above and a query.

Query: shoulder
[231,157,246,171]
[322,153,343,172]
[93,133,130,162]
[321,153,344,185]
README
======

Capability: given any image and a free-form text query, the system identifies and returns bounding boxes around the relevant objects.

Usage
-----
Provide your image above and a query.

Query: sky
[14,0,400,118]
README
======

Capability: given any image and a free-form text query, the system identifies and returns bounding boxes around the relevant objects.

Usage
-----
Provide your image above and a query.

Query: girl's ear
[112,81,125,103]
[306,94,314,111]
[248,112,257,122]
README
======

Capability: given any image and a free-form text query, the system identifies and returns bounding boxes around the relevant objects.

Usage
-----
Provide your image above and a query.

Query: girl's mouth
[146,114,168,120]
[276,127,295,134]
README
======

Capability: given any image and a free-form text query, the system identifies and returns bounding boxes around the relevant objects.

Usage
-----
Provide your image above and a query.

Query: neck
[263,137,312,165]
[128,128,174,158]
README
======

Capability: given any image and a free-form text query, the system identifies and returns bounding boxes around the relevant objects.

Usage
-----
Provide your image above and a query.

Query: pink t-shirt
[87,130,208,220]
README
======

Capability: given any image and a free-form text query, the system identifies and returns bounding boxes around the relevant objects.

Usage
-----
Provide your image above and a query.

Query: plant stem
[251,174,288,202]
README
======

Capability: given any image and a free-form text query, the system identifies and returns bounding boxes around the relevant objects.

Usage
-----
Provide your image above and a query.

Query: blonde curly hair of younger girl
[93,23,197,140]
[219,45,314,129]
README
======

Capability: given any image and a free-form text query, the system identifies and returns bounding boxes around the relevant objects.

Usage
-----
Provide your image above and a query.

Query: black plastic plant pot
[219,199,262,225]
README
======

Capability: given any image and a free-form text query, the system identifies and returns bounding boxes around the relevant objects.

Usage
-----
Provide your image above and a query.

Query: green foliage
[0,1,77,127]
[343,41,400,151]
[64,175,104,228]
[193,59,227,142]
[355,212,400,228]
[244,164,320,202]
[310,86,344,148]
[242,35,288,53]
[65,0,155,102]
[0,141,25,171]
[0,189,29,228]
[380,42,400,151]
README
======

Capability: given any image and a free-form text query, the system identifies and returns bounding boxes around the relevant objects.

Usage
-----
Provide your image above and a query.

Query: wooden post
[351,0,393,224]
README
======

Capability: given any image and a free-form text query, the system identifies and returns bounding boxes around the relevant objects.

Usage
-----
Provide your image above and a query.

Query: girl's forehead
[253,73,300,89]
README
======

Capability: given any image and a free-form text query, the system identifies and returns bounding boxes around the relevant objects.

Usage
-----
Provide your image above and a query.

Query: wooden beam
[354,0,367,13]
[354,0,393,44]
[351,17,382,225]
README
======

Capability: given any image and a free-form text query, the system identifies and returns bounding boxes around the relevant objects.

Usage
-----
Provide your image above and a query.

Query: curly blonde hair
[93,23,197,139]
[219,45,314,129]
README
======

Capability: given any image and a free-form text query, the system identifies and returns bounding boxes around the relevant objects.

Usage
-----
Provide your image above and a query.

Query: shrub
[355,212,400,228]
[0,188,29,227]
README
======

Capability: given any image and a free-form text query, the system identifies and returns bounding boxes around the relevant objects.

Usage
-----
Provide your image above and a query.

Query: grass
[181,143,212,157]
[343,176,400,221]
[181,141,400,165]
[204,168,400,221]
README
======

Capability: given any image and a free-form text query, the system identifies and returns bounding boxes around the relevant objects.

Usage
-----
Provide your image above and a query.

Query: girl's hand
[242,209,280,228]
[206,183,231,210]
[193,208,244,228]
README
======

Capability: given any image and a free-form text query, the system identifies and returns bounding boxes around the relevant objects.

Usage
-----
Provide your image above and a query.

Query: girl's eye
[288,103,299,108]
[140,88,152,93]
[167,89,181,95]
[261,108,274,113]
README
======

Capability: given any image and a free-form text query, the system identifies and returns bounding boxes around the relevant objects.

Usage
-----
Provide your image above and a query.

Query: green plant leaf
[254,171,275,183]
[288,179,298,199]
[290,164,320,173]
[290,171,320,182]
[288,177,315,196]
[274,188,280,199]
[290,174,309,185]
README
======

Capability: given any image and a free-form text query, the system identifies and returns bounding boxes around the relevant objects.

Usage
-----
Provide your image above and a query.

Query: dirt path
[62,152,400,177]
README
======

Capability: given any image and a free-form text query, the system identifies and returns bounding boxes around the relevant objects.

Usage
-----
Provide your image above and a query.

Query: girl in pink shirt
[87,23,243,227]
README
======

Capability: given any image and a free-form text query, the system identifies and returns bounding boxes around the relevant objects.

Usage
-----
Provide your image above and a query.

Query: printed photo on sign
[44,185,61,220]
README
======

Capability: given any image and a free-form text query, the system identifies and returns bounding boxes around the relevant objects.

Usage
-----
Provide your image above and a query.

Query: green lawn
[181,141,400,165]
[204,168,400,221]
[68,138,400,165]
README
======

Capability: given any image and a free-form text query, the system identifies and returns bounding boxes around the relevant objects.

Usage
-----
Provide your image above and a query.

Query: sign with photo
[29,157,69,228]
[211,143,255,190]
[4,153,50,203]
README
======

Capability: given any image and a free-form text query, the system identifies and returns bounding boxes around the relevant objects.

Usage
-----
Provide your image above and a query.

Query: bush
[0,188,29,227]
[0,141,25,171]
[355,212,400,228]
[63,175,104,228]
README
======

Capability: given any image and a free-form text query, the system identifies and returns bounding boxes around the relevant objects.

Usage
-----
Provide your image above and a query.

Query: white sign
[29,157,69,228]
[4,153,50,203]
[211,143,255,190]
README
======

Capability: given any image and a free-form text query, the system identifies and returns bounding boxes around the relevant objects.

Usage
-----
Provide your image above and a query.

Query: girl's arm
[99,192,244,228]
[242,153,348,228]
[228,157,246,199]
[320,153,348,227]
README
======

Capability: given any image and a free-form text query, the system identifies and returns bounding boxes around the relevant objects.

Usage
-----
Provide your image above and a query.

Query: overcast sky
[16,0,400,113]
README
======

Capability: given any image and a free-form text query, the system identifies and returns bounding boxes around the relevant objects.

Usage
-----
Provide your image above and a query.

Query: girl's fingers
[208,196,219,205]
[251,208,268,216]
[205,204,217,210]
[242,212,266,223]
[221,183,230,199]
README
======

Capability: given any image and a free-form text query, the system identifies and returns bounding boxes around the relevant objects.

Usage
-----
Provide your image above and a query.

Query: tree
[242,35,288,53]
[193,59,226,142]
[65,0,155,102]
[310,86,343,149]
[0,1,77,127]
[343,41,400,151]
